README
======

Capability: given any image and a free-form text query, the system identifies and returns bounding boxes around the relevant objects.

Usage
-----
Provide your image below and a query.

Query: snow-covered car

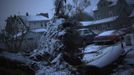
[78,28,96,46]
[82,30,127,68]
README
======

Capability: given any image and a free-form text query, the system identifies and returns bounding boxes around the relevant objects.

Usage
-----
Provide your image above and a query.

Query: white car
[82,30,132,68]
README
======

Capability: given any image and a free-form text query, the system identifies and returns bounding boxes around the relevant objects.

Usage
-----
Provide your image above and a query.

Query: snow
[124,48,134,65]
[78,28,88,31]
[82,43,123,68]
[80,16,118,26]
[51,53,62,64]
[83,44,102,53]
[13,31,27,38]
[84,6,92,13]
[64,0,94,17]
[97,30,124,37]
[36,63,74,75]
[20,15,49,22]
[51,18,65,26]
[0,51,75,75]
[85,8,93,17]
[58,30,66,36]
[111,45,134,75]
[30,28,47,33]
[0,52,35,65]
[80,21,93,26]
[1,18,134,75]
[84,0,100,12]
[92,6,98,11]
[98,30,116,36]
[13,28,46,38]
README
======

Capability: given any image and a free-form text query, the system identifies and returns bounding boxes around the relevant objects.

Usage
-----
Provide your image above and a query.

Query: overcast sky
[0,0,99,30]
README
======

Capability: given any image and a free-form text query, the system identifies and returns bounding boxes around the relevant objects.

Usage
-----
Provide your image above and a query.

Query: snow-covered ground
[110,48,134,75]
[0,47,133,75]
[110,33,134,75]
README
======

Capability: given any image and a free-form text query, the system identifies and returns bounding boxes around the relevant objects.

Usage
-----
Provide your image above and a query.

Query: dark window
[27,38,34,40]
[41,24,43,27]
[125,36,132,46]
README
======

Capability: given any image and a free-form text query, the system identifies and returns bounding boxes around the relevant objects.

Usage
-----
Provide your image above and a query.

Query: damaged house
[80,0,134,31]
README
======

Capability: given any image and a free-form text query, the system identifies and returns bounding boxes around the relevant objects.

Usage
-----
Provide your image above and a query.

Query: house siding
[86,0,132,31]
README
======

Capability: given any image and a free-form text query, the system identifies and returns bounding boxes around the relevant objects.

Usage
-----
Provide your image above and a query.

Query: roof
[30,28,47,33]
[80,16,118,26]
[20,15,49,22]
[129,9,134,17]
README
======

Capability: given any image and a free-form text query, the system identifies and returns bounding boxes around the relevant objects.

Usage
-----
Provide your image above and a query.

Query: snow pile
[35,53,77,75]
[0,51,77,75]
[80,16,118,26]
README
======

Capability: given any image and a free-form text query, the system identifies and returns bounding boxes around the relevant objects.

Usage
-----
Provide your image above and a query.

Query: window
[27,38,34,40]
[79,29,94,35]
[41,24,43,27]
[125,35,132,46]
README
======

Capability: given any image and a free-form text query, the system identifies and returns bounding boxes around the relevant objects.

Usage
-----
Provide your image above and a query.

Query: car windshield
[78,29,95,35]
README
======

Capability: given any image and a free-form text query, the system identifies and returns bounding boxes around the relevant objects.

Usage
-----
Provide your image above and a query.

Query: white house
[20,15,49,29]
